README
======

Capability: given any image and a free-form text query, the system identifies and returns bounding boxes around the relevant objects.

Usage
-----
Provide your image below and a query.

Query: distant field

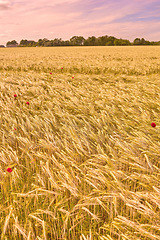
[0,46,160,75]
[0,46,160,240]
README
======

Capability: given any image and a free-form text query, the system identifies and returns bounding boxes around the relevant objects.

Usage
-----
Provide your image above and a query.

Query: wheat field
[0,46,160,240]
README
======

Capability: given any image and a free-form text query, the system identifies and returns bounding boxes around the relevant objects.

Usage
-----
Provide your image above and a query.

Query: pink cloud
[0,0,159,45]
[0,0,10,9]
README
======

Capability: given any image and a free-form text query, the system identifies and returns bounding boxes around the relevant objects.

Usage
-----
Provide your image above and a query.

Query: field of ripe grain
[0,46,160,240]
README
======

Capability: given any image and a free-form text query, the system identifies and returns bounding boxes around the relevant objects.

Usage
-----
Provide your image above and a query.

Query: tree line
[4,36,160,47]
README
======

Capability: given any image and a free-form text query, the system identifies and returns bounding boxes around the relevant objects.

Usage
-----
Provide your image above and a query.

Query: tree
[105,36,116,46]
[114,38,131,46]
[37,39,43,46]
[140,38,146,45]
[105,41,113,46]
[20,39,28,46]
[6,40,18,46]
[42,38,49,47]
[28,41,36,47]
[96,35,108,45]
[84,36,97,46]
[52,38,62,46]
[10,40,18,45]
[43,41,52,47]
[63,40,71,46]
[144,40,151,45]
[133,38,141,45]
[133,38,148,45]
[5,35,158,47]
[70,36,85,46]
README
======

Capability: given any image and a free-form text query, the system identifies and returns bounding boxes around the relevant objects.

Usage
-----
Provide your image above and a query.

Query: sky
[0,0,160,45]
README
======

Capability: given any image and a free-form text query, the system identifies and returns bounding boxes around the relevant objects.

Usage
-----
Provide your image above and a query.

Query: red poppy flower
[72,77,74,79]
[151,122,156,127]
[61,67,63,69]
[14,128,16,130]
[26,101,29,105]
[50,72,52,74]
[7,168,12,172]
[14,94,17,97]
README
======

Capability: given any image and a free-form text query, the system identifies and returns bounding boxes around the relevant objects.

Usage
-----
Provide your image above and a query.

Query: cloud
[0,0,160,45]
[0,33,8,36]
[0,0,10,10]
